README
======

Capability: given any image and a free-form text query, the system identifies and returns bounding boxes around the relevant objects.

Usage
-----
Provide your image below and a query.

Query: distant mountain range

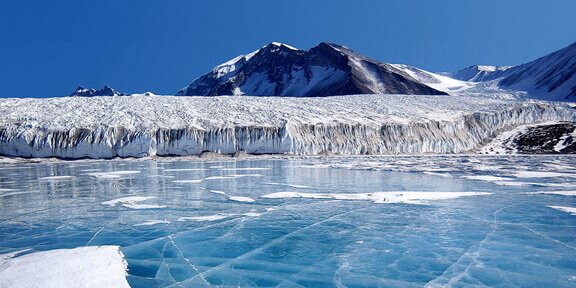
[70,86,127,97]
[70,41,576,101]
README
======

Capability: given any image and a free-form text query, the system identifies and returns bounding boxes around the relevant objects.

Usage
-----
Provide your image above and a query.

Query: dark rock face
[177,42,447,97]
[70,86,127,97]
[513,123,576,154]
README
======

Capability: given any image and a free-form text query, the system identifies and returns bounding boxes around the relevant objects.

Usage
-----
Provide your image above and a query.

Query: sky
[0,0,575,98]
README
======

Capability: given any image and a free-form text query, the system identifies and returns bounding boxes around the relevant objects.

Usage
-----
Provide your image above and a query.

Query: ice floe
[85,171,140,179]
[0,246,130,288]
[39,176,75,181]
[173,179,203,183]
[264,182,312,189]
[523,191,576,196]
[549,206,576,216]
[461,175,515,182]
[261,191,491,205]
[177,215,229,222]
[513,171,576,178]
[134,220,170,226]
[228,196,256,203]
[102,196,165,209]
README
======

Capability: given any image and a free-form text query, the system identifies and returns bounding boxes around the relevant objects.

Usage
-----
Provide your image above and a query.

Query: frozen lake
[1,156,575,287]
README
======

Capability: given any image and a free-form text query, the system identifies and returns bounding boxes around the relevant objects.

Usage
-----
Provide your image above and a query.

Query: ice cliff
[0,95,574,159]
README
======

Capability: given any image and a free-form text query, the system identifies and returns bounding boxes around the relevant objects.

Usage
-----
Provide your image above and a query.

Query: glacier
[0,94,575,159]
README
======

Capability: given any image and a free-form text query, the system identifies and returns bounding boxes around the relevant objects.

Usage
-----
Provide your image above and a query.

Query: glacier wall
[0,96,575,159]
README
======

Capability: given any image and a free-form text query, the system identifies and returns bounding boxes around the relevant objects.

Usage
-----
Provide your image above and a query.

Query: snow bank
[0,246,130,288]
[0,95,575,159]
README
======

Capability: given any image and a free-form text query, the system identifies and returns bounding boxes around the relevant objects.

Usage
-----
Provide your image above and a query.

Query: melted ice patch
[85,171,140,179]
[0,246,130,288]
[549,206,576,216]
[102,196,165,209]
[261,191,491,205]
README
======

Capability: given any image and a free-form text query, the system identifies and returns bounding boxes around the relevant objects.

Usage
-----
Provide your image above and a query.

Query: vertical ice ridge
[0,103,574,158]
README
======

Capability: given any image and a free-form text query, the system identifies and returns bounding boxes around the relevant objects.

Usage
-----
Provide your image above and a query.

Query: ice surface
[0,246,130,288]
[0,156,575,287]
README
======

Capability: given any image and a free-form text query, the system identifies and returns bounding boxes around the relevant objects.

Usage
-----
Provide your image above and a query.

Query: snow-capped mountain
[70,86,127,97]
[498,42,576,101]
[177,42,447,97]
[450,65,513,82]
[449,42,576,101]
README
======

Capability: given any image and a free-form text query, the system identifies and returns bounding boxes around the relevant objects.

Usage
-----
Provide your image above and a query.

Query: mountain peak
[70,86,127,97]
[177,42,447,97]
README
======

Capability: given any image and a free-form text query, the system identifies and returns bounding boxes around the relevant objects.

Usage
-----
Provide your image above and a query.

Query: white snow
[228,196,256,203]
[513,171,576,178]
[0,246,130,288]
[270,42,298,50]
[553,128,576,152]
[461,175,514,182]
[134,220,170,226]
[39,176,75,181]
[85,171,140,179]
[390,64,475,93]
[524,191,576,196]
[102,196,165,209]
[173,179,203,183]
[177,215,228,222]
[261,191,491,205]
[549,206,576,216]
[264,182,311,189]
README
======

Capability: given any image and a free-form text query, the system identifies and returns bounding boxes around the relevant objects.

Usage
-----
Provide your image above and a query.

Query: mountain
[177,42,448,97]
[450,42,576,101]
[450,65,513,82]
[70,86,127,97]
[498,42,576,101]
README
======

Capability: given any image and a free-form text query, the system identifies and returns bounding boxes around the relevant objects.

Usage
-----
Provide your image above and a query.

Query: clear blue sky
[1,0,575,97]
